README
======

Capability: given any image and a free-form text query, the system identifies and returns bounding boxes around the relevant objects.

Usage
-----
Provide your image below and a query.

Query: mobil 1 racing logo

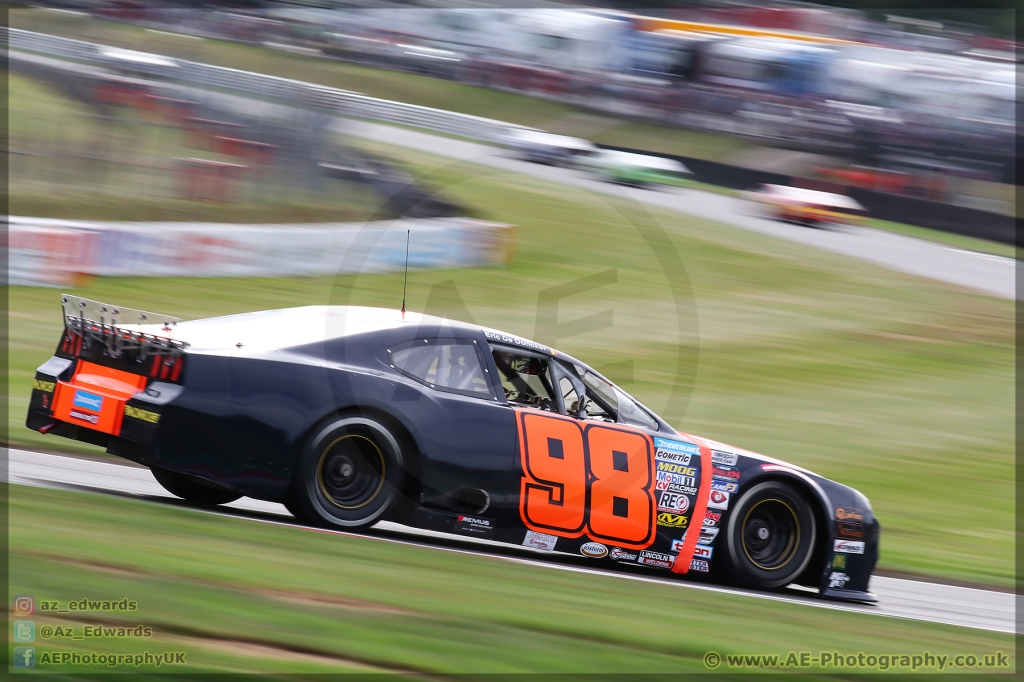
[654,438,700,496]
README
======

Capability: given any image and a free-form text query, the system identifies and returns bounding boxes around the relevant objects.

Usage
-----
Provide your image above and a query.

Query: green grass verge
[9,125,1012,588]
[10,8,750,162]
[9,485,1016,675]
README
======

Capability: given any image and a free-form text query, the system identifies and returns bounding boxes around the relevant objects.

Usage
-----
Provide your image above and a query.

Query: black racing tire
[289,416,405,530]
[150,466,242,506]
[721,481,816,590]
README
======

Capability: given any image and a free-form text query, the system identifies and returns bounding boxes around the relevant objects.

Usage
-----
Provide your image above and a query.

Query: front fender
[733,462,878,602]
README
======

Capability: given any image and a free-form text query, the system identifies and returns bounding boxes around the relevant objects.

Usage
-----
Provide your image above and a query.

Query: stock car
[27,297,878,601]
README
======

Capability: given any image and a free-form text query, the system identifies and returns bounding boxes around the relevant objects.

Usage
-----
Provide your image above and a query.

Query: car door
[514,357,711,567]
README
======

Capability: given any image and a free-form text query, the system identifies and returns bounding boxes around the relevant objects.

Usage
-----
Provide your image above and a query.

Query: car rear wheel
[150,466,242,506]
[289,416,405,530]
[721,481,816,590]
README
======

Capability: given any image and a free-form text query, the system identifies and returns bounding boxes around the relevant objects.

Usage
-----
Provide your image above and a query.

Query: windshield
[575,365,659,430]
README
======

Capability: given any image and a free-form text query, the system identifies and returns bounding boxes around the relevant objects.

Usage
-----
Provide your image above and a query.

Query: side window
[491,349,556,411]
[390,339,494,398]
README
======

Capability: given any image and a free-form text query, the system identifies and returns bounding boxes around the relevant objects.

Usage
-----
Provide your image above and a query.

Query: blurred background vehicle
[744,183,866,226]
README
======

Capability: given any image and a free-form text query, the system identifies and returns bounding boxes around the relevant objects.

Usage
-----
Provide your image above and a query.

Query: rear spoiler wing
[60,294,188,363]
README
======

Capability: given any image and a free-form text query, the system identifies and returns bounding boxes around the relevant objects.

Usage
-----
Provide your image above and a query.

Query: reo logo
[124,405,160,424]
[32,379,55,393]
[656,491,690,514]
[72,390,103,412]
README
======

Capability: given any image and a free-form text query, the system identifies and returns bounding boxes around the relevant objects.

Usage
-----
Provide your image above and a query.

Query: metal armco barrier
[5,27,534,144]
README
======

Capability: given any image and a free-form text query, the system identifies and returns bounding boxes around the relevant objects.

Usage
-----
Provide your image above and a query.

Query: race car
[744,184,867,227]
[27,296,878,601]
[578,149,690,188]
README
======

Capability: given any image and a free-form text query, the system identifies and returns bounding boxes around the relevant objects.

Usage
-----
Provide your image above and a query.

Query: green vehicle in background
[579,149,690,188]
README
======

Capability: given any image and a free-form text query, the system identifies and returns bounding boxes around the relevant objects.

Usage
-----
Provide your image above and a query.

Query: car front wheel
[721,480,816,590]
[289,416,405,530]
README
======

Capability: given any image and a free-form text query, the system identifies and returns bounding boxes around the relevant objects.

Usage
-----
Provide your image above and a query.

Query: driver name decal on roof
[482,330,549,353]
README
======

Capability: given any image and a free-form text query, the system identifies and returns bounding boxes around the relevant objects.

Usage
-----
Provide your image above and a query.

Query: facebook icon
[13,646,35,668]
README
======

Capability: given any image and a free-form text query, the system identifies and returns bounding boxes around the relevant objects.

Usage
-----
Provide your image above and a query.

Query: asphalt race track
[347,121,1014,300]
[9,449,1014,635]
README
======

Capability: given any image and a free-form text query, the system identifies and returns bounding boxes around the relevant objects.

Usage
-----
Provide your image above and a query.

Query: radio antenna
[400,229,410,319]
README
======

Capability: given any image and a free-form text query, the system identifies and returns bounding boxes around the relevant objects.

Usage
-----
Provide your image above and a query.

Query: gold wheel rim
[741,497,800,571]
[316,434,386,510]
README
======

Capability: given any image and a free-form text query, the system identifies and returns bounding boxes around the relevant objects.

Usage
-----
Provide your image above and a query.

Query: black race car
[28,296,878,601]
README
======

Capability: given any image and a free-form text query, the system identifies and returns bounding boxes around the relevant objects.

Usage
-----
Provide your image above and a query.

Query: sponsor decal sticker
[703,510,722,527]
[657,512,689,529]
[838,524,864,540]
[33,379,55,393]
[638,550,675,569]
[655,479,698,495]
[712,466,740,480]
[828,572,850,589]
[653,437,700,458]
[711,450,738,467]
[692,545,714,560]
[580,542,608,558]
[707,489,731,510]
[609,547,637,561]
[689,558,710,573]
[836,507,865,539]
[656,491,690,514]
[124,405,160,424]
[833,539,865,554]
[835,507,864,522]
[68,409,99,425]
[522,531,558,552]
[72,390,103,413]
[832,554,847,569]
[710,480,738,493]
[655,449,691,465]
[656,461,697,477]
[454,515,494,537]
[698,527,720,544]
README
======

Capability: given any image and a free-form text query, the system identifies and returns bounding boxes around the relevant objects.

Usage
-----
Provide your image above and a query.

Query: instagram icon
[12,596,34,617]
